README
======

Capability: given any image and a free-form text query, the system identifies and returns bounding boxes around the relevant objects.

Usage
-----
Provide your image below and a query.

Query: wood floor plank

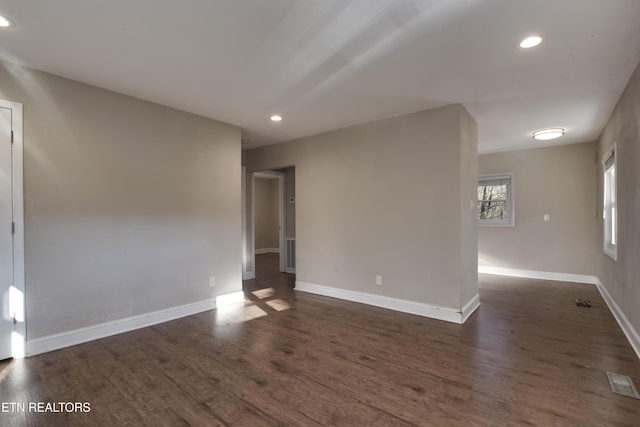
[1,253,639,426]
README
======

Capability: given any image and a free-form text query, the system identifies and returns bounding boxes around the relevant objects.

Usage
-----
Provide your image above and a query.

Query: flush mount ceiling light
[533,128,564,140]
[270,115,282,122]
[0,14,15,28]
[519,36,542,49]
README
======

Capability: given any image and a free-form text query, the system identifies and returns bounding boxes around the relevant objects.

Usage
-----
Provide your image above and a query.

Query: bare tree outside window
[478,184,508,220]
[478,174,514,226]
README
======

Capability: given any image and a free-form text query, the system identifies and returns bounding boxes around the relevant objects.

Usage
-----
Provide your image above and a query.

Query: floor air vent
[607,372,640,399]
[285,238,296,273]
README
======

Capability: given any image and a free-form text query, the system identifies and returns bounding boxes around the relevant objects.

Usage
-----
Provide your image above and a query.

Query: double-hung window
[478,173,514,227]
[602,143,617,261]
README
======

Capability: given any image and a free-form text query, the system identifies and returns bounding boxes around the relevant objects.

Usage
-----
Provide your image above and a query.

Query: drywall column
[459,107,479,309]
[246,104,478,322]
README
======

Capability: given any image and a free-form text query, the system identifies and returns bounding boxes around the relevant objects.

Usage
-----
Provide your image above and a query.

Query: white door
[0,107,13,360]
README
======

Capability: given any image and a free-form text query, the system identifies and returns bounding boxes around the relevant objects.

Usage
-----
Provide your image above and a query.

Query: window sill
[478,224,515,228]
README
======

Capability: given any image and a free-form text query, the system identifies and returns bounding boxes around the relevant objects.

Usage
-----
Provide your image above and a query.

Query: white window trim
[478,172,516,227]
[602,143,617,261]
[478,173,515,227]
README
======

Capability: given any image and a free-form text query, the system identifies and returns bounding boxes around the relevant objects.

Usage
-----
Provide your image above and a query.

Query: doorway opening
[243,166,296,298]
[253,171,285,272]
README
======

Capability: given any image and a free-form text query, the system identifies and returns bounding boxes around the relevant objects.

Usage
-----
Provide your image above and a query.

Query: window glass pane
[611,206,616,245]
[602,145,617,260]
[478,183,509,220]
[478,200,508,219]
[478,184,507,201]
[478,174,513,226]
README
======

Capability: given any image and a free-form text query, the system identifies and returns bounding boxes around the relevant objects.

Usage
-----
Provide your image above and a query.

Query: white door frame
[0,99,25,358]
[242,166,249,280]
[252,171,286,273]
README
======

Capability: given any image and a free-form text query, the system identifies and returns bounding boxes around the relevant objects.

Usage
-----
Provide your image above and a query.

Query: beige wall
[0,60,242,339]
[279,167,296,239]
[246,104,478,310]
[596,62,640,336]
[478,143,597,275]
[254,178,279,249]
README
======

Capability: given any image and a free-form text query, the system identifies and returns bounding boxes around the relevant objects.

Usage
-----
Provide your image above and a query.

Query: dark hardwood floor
[1,253,639,426]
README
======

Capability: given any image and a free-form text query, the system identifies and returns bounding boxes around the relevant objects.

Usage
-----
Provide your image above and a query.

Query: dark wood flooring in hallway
[1,253,639,425]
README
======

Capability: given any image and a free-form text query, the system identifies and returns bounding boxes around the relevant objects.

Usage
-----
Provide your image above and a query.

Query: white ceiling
[1,0,639,153]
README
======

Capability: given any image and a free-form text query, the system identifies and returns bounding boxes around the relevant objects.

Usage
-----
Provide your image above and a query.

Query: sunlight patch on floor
[215,302,269,324]
[0,361,11,383]
[251,288,276,300]
[264,299,291,312]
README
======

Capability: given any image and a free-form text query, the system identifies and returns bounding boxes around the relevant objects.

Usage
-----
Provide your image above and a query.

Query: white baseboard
[478,266,598,285]
[295,281,479,324]
[26,291,245,357]
[285,268,296,274]
[243,271,256,280]
[595,279,640,361]
[255,248,279,254]
[461,294,481,323]
[215,291,245,307]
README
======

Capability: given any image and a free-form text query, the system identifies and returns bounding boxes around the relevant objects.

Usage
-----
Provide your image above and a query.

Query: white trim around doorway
[1,98,25,358]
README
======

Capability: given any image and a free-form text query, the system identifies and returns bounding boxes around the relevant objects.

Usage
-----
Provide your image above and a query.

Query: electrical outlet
[376,275,382,285]
[209,276,216,287]
[544,214,550,222]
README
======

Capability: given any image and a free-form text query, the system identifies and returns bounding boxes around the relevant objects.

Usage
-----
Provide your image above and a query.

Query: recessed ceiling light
[533,128,564,140]
[0,14,15,28]
[519,36,542,49]
[270,115,282,122]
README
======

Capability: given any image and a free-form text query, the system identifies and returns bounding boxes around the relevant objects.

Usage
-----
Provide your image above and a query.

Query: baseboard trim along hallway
[478,266,598,285]
[254,248,280,254]
[295,281,479,324]
[594,278,640,361]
